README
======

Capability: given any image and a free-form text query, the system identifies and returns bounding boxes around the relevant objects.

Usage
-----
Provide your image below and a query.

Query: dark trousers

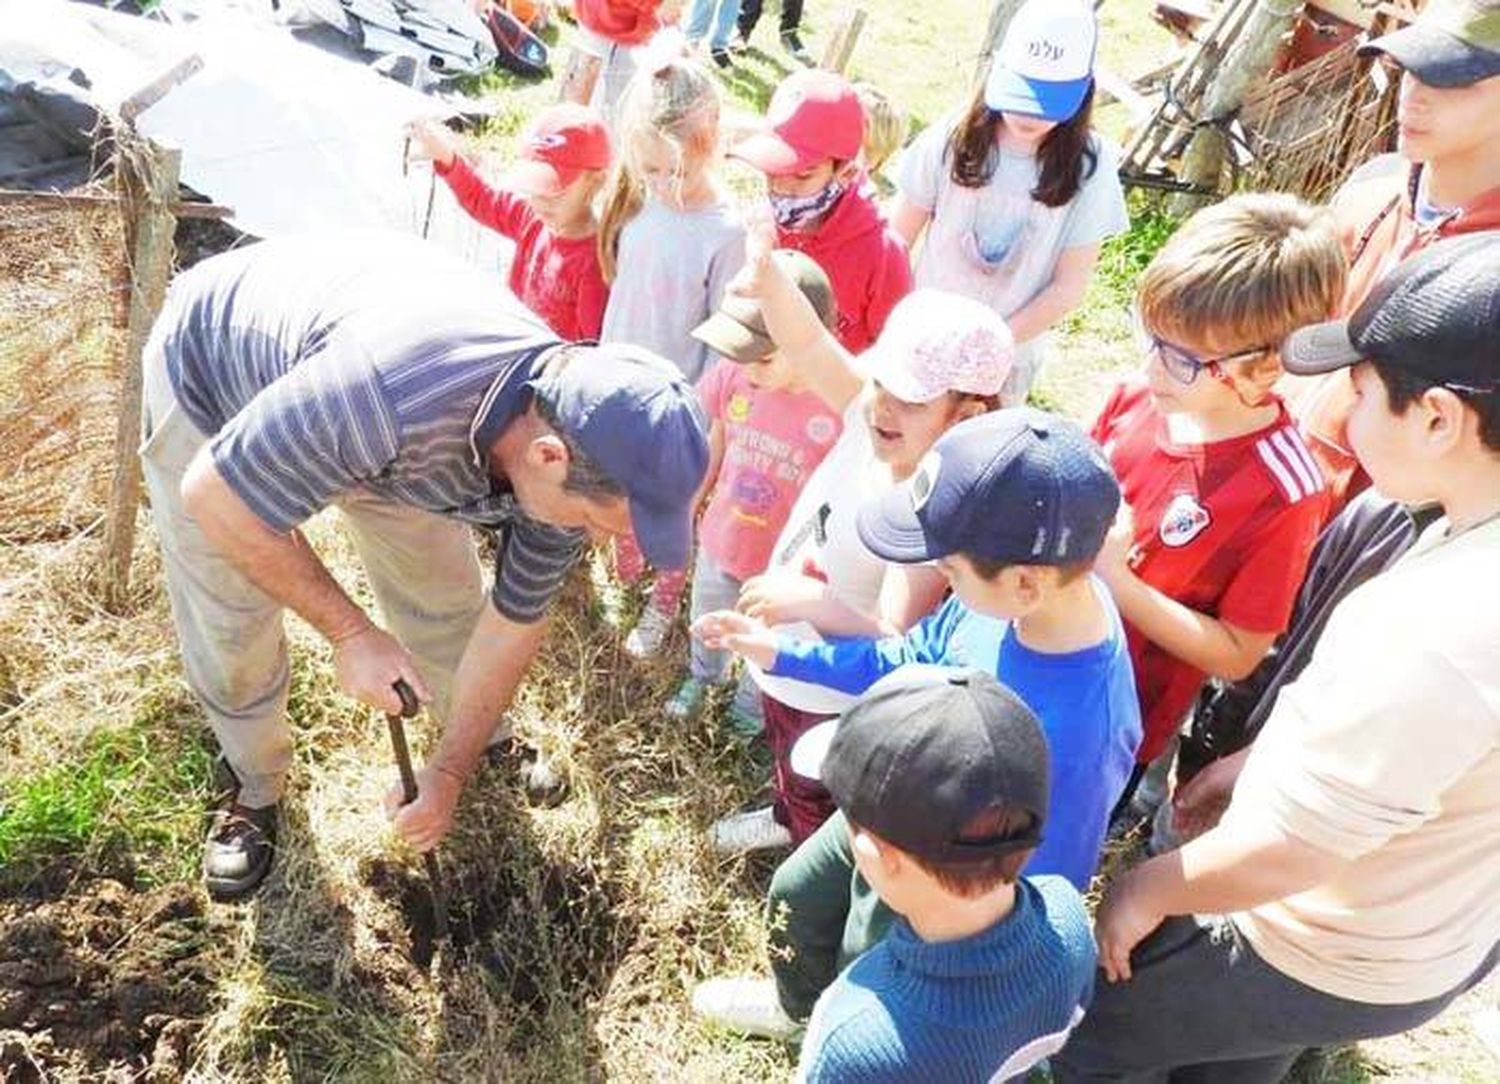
[1052,915,1500,1083]
[766,809,894,1020]
[738,0,803,38]
[762,694,837,843]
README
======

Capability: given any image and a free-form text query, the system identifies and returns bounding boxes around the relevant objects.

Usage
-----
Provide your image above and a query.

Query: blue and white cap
[530,345,710,570]
[984,0,1098,123]
[856,408,1119,567]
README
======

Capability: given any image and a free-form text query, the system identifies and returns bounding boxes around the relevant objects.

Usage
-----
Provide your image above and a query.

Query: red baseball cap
[503,104,613,197]
[731,70,865,176]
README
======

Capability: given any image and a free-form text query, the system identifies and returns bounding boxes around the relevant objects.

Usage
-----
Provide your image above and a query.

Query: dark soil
[365,853,636,1013]
[0,878,225,1082]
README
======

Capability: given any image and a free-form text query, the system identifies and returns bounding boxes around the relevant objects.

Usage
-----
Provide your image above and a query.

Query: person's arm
[887,193,931,250]
[694,602,951,695]
[731,218,864,413]
[1100,566,1279,682]
[575,261,610,341]
[386,600,550,851]
[735,562,945,638]
[182,456,429,714]
[694,418,727,513]
[1094,816,1346,982]
[407,119,526,240]
[1002,243,1101,345]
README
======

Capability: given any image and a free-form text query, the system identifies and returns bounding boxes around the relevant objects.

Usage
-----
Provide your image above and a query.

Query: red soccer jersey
[437,157,610,341]
[1091,380,1330,762]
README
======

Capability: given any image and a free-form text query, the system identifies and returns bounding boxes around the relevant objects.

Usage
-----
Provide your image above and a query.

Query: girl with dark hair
[890,0,1128,402]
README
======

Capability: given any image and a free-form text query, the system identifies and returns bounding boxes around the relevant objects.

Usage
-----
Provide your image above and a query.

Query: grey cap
[1358,0,1500,88]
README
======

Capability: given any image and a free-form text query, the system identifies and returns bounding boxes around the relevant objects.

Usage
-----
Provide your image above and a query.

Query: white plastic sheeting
[0,0,505,269]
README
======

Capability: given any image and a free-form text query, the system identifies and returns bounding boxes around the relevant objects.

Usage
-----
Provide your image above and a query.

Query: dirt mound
[0,878,223,1082]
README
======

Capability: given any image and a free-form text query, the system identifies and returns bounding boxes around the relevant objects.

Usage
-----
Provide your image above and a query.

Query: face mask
[768,179,845,230]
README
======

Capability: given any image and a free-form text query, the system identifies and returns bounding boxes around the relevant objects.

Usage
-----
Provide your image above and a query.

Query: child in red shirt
[1090,194,1346,804]
[406,105,611,341]
[730,70,912,356]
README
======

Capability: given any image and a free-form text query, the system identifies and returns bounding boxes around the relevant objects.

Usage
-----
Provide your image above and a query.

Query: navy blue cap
[1283,233,1500,395]
[812,665,1050,864]
[857,408,1119,566]
[530,345,709,569]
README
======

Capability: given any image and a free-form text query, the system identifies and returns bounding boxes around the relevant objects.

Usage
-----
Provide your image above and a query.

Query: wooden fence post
[101,138,178,611]
[819,8,868,74]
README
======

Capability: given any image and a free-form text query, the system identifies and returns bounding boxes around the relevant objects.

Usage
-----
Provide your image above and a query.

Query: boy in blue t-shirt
[793,665,1097,1082]
[692,408,1142,1037]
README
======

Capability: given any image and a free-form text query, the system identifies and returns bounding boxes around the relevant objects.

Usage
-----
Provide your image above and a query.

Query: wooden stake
[101,139,178,611]
[818,8,867,74]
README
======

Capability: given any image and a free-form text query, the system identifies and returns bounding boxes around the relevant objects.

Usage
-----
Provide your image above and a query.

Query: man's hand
[333,625,432,715]
[383,763,464,852]
[1094,872,1167,983]
[737,572,829,626]
[1171,748,1250,841]
[691,610,778,670]
[404,118,461,170]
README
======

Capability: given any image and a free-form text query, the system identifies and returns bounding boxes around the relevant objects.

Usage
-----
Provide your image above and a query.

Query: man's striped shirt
[160,233,584,623]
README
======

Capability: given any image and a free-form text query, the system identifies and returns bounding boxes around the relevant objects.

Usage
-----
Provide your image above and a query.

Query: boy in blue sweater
[692,408,1141,1036]
[792,665,1097,1082]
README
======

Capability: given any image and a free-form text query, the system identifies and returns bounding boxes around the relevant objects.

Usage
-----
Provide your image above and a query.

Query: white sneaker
[709,807,793,855]
[624,606,674,658]
[692,976,802,1041]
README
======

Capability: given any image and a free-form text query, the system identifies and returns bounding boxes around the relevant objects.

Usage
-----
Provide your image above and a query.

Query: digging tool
[387,679,450,943]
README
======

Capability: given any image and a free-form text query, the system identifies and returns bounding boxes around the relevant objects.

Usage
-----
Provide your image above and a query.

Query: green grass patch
[0,702,215,890]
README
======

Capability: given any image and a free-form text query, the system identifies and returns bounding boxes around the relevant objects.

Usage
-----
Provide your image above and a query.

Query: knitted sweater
[796,876,1095,1083]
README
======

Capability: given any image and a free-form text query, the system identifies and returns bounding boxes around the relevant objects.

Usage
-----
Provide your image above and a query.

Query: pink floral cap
[863,290,1016,404]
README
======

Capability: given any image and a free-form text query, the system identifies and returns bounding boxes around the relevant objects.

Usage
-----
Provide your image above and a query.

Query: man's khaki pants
[139,338,486,808]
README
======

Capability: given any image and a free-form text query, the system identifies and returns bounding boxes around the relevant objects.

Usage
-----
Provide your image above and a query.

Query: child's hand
[1096,504,1137,583]
[691,610,778,670]
[404,118,462,170]
[737,572,828,626]
[726,206,784,302]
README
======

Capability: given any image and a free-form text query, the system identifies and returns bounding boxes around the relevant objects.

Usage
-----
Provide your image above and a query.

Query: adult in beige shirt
[1054,231,1500,1082]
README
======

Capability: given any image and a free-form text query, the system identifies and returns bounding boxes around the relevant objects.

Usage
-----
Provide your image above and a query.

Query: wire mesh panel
[0,190,131,541]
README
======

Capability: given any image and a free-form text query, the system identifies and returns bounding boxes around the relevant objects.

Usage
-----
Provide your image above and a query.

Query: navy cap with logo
[530,344,710,569]
[857,407,1121,566]
[1358,0,1500,88]
[1282,233,1500,396]
[794,665,1050,864]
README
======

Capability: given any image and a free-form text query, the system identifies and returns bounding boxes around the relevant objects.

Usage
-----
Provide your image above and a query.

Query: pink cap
[503,104,613,197]
[865,291,1016,403]
[731,70,865,176]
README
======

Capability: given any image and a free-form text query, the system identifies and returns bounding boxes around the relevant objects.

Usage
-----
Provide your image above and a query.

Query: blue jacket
[770,582,1142,889]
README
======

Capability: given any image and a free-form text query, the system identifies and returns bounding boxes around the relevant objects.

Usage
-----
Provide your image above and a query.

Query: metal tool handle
[387,679,421,804]
[385,679,450,942]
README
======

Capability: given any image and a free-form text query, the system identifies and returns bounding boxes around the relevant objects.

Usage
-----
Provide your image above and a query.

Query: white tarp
[0,0,506,269]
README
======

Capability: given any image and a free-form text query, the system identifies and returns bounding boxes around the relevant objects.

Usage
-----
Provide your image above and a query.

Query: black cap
[1282,233,1500,395]
[857,408,1120,567]
[795,666,1050,864]
[1358,0,1500,89]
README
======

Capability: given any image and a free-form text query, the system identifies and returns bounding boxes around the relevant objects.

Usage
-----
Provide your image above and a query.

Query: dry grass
[3,3,1497,1080]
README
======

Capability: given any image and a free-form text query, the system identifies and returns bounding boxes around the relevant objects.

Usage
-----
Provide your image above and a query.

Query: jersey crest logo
[1158,492,1211,548]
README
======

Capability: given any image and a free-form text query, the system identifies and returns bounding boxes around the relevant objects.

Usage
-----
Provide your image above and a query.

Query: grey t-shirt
[599,195,745,384]
[160,232,585,623]
[895,119,1129,327]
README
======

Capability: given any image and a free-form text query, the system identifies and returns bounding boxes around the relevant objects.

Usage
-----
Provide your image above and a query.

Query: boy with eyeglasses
[1089,193,1346,803]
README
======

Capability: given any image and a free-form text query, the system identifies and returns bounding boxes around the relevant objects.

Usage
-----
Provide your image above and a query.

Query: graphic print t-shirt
[697,361,843,581]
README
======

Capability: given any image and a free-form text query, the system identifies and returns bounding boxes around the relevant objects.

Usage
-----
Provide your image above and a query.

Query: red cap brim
[730,132,818,177]
[502,158,581,197]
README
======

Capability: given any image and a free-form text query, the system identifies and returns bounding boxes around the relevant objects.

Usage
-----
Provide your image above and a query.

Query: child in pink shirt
[667,251,843,726]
